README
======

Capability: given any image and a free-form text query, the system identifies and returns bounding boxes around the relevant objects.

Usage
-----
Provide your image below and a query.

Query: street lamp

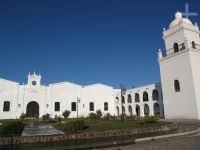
[121,84,126,122]
[77,97,81,119]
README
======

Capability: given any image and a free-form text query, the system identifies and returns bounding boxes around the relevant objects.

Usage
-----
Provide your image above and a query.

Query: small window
[192,41,196,49]
[173,43,179,53]
[89,102,94,111]
[71,102,76,111]
[55,102,60,111]
[104,102,108,111]
[32,81,37,86]
[3,101,10,112]
[174,80,180,92]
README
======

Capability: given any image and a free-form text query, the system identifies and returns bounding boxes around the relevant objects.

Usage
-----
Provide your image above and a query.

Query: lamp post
[121,84,126,122]
[77,97,80,119]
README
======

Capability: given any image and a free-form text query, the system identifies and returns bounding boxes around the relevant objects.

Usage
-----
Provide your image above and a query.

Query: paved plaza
[1,120,200,150]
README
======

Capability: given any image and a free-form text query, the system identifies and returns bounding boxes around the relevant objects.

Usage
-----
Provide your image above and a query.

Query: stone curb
[0,124,177,146]
[135,127,200,143]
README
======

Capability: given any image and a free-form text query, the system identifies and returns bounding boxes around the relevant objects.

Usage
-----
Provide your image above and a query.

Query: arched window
[173,43,179,53]
[127,94,132,103]
[136,105,140,116]
[152,89,159,100]
[154,103,160,116]
[144,104,150,116]
[135,93,140,102]
[143,92,149,102]
[174,79,180,92]
[122,96,125,104]
[115,97,119,103]
[192,41,196,49]
[128,105,132,116]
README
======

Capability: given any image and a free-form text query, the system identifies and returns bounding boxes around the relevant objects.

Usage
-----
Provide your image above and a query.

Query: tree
[62,110,70,118]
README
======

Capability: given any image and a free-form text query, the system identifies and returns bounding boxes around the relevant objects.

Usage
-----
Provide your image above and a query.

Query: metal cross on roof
[182,3,197,19]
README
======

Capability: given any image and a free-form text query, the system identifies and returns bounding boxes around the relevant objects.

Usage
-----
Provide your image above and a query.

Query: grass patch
[54,118,168,134]
[84,119,166,132]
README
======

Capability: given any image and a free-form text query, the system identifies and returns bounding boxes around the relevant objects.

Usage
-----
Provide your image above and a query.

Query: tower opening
[173,43,179,53]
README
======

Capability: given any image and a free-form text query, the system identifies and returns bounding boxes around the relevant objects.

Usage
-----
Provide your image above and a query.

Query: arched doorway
[154,103,160,116]
[144,104,150,116]
[136,105,140,116]
[116,106,119,117]
[26,101,39,117]
[122,106,125,114]
[128,105,132,116]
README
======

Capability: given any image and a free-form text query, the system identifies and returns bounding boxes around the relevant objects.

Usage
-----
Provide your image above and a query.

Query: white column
[149,103,154,116]
[132,104,136,116]
[140,104,145,117]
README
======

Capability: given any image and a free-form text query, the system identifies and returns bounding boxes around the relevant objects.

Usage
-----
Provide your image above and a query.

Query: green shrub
[57,116,62,123]
[0,120,25,136]
[54,115,62,123]
[58,119,85,133]
[96,109,102,119]
[137,116,159,124]
[103,113,112,120]
[88,110,103,119]
[119,113,127,121]
[144,115,159,123]
[62,110,70,118]
[42,113,50,121]
[126,115,137,121]
[88,112,97,119]
[19,113,26,121]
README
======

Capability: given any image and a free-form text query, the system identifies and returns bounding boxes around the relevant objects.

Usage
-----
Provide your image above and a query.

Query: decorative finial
[163,27,166,31]
[158,49,163,60]
[175,11,182,19]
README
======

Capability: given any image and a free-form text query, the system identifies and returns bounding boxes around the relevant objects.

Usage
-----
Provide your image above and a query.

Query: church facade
[0,12,200,120]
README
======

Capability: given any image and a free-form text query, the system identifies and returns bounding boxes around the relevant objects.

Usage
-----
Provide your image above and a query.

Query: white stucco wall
[159,51,199,119]
[0,79,19,119]
[0,75,162,119]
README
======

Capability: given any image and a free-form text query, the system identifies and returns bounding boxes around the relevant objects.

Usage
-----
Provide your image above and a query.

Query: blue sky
[0,0,199,89]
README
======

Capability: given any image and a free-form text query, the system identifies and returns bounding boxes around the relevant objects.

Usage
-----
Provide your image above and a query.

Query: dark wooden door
[26,101,39,117]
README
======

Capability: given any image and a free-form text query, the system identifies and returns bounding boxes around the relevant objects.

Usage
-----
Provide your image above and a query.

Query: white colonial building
[0,11,200,120]
[0,72,163,119]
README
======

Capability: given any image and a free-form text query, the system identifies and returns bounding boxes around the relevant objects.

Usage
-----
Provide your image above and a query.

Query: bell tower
[158,11,200,119]
[27,72,41,87]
